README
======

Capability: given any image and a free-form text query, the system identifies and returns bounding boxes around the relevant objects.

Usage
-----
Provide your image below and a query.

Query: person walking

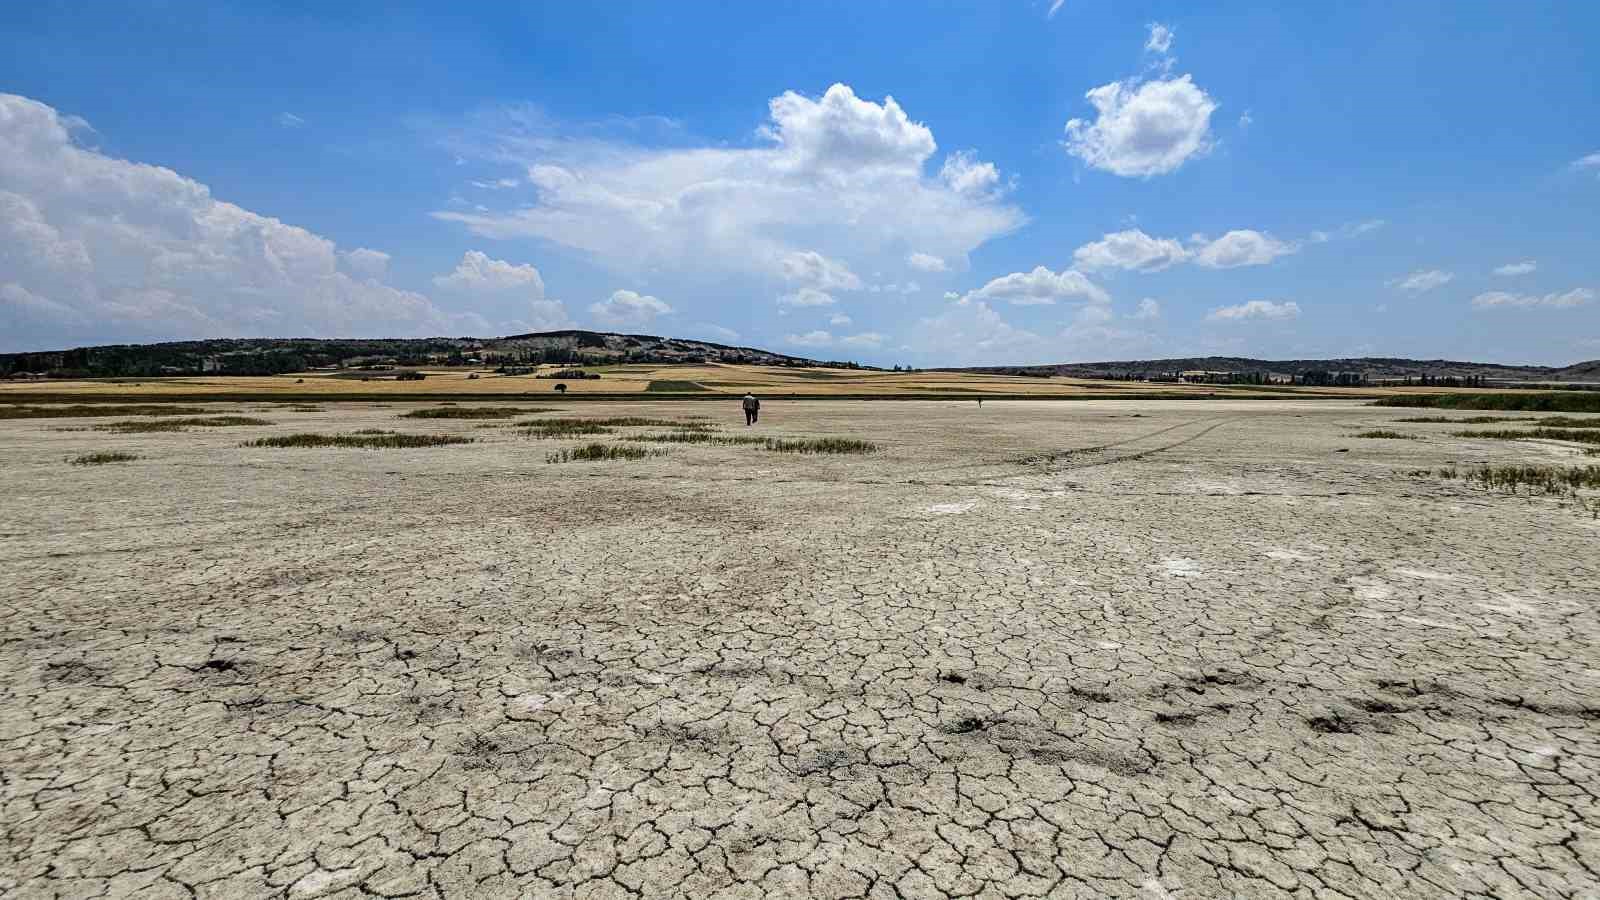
[742,392,760,426]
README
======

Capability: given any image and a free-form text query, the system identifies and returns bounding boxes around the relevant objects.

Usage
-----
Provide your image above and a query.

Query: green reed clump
[627,431,767,445]
[1353,430,1418,439]
[762,437,879,454]
[545,443,656,463]
[94,416,271,432]
[401,406,546,419]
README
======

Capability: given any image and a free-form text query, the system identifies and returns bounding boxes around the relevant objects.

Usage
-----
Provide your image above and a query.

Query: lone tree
[554,383,567,394]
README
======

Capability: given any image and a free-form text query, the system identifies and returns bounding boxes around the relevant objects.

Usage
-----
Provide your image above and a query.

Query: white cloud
[780,250,861,291]
[1073,227,1299,273]
[432,84,1024,286]
[276,112,305,128]
[939,150,1002,196]
[840,331,885,349]
[1145,23,1174,54]
[1493,260,1537,276]
[468,177,520,190]
[340,248,390,279]
[1471,289,1593,310]
[828,312,852,326]
[907,251,948,273]
[433,250,546,294]
[1073,229,1189,272]
[1048,0,1066,18]
[1065,72,1217,177]
[0,93,463,351]
[1572,152,1600,176]
[785,330,835,348]
[777,287,836,307]
[784,329,886,350]
[1207,300,1301,321]
[1238,111,1253,131]
[1191,230,1296,268]
[589,289,673,328]
[1386,269,1454,293]
[962,266,1109,306]
[867,281,920,295]
[1133,298,1161,320]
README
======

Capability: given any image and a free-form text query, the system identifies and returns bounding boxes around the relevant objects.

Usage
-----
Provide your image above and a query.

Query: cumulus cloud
[784,329,885,350]
[1133,298,1161,320]
[1493,260,1537,276]
[939,150,1002,196]
[828,312,852,326]
[907,251,948,273]
[1471,289,1592,310]
[469,177,520,190]
[780,250,861,291]
[961,266,1109,306]
[1386,269,1455,293]
[433,250,546,293]
[1572,152,1600,177]
[1073,229,1189,272]
[910,295,1160,365]
[0,92,462,351]
[1145,23,1174,54]
[1207,300,1301,321]
[589,289,673,328]
[1191,230,1296,268]
[1073,227,1297,273]
[1064,73,1217,177]
[777,287,836,307]
[432,84,1024,287]
[340,248,390,279]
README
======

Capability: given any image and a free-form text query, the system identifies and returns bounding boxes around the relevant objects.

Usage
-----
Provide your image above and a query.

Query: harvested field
[2,398,1596,898]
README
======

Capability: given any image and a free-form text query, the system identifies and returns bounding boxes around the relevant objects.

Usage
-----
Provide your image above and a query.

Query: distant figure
[742,392,760,426]
[977,398,983,409]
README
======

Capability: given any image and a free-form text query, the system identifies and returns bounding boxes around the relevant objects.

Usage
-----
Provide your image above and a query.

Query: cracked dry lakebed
[2,399,1597,898]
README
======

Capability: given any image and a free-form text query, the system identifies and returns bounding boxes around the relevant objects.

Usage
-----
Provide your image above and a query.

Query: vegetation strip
[1451,428,1600,445]
[94,416,271,432]
[1375,393,1600,413]
[545,443,657,463]
[762,437,879,454]
[1,404,207,420]
[69,452,139,465]
[242,433,473,449]
[400,407,548,419]
[1421,464,1600,493]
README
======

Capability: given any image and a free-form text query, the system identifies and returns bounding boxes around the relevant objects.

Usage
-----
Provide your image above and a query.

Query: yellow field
[0,361,1477,400]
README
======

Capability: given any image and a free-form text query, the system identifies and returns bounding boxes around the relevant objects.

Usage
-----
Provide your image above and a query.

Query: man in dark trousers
[742,392,760,426]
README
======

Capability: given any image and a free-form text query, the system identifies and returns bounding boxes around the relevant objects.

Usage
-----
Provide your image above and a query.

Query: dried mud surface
[2,400,1596,898]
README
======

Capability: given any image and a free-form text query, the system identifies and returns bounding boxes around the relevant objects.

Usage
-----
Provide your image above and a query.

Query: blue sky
[1,2,1596,365]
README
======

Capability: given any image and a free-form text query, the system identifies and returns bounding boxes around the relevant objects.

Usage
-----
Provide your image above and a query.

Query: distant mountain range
[2,333,1595,383]
[947,356,1600,383]
[0,331,865,378]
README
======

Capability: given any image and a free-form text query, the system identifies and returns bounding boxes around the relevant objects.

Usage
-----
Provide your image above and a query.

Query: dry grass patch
[243,433,473,450]
[1352,430,1418,440]
[1426,464,1600,494]
[628,431,767,446]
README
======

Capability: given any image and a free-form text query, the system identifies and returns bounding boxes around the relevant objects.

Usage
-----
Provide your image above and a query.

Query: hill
[945,356,1600,385]
[0,331,867,379]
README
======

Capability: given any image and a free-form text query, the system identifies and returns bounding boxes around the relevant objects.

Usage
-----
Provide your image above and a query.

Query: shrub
[545,443,656,463]
[70,452,139,465]
[242,433,473,449]
[762,437,879,454]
